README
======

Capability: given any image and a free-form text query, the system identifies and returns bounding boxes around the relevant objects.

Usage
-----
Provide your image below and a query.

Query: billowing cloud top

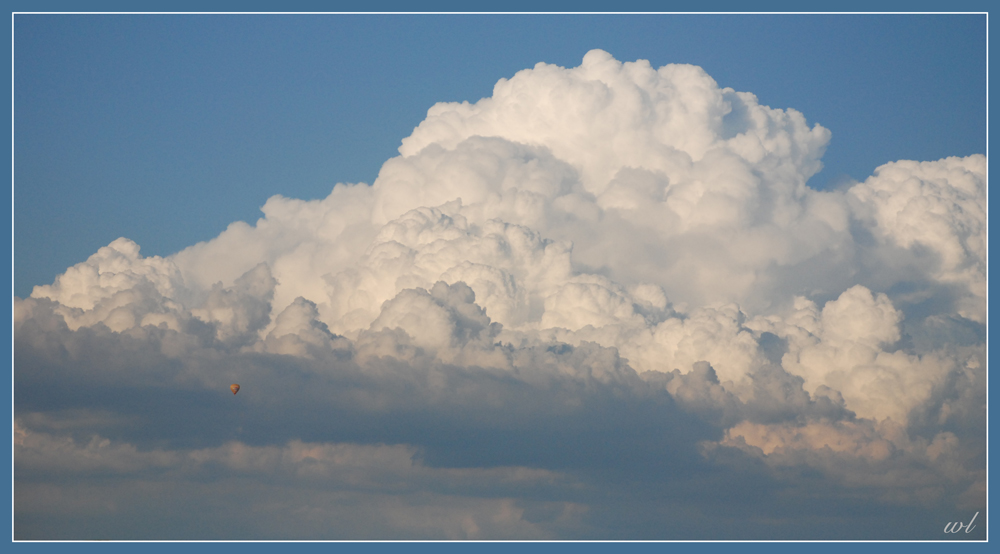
[15,51,985,540]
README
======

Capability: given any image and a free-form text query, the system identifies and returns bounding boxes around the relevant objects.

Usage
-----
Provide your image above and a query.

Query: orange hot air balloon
[230,384,240,395]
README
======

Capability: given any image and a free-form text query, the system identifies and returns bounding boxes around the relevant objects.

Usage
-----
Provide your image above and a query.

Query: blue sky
[13,14,986,298]
[12,12,989,540]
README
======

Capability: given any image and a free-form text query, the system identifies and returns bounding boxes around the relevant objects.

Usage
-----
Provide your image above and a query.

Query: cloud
[14,422,582,540]
[849,156,988,323]
[15,50,986,539]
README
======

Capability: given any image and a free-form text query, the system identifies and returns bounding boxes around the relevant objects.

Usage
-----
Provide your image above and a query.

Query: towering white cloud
[849,156,987,322]
[16,51,986,539]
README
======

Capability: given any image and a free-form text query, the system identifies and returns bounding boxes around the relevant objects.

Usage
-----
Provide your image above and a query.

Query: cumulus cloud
[849,156,988,323]
[15,50,986,539]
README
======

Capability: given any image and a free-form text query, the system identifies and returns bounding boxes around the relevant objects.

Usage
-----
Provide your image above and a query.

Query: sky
[12,13,988,540]
[13,14,986,298]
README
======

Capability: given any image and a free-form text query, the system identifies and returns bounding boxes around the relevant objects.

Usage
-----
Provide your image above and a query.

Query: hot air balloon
[230,384,240,395]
